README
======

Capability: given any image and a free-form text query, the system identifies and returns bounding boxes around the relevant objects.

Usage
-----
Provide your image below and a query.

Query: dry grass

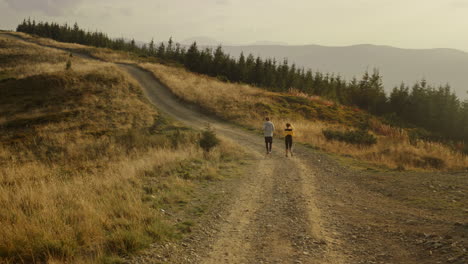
[140,63,468,171]
[1,148,188,262]
[0,35,243,263]
[139,63,274,123]
[10,31,150,65]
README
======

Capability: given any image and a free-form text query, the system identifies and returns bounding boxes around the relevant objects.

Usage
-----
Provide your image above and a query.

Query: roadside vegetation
[0,36,243,263]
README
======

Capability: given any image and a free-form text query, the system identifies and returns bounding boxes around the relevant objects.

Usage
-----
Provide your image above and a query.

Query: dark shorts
[285,135,293,149]
[264,137,273,144]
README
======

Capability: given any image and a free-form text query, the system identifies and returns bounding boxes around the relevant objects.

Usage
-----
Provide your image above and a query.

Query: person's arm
[272,123,275,132]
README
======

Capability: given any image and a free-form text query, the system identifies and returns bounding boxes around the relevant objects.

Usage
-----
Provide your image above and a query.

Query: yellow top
[284,128,294,136]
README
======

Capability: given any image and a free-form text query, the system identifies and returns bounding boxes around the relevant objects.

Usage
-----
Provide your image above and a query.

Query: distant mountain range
[182,37,223,46]
[181,37,288,47]
[179,38,467,99]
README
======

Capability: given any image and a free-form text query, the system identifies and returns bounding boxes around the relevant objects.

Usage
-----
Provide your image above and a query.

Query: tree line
[16,19,468,144]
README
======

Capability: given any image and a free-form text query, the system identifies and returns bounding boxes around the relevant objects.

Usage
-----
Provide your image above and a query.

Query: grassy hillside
[140,63,467,171]
[0,35,243,263]
[7,32,468,171]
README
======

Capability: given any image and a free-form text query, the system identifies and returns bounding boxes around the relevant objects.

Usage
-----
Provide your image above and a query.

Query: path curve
[118,50,346,264]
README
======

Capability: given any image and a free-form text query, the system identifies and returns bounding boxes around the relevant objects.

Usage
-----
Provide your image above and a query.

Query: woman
[284,123,294,157]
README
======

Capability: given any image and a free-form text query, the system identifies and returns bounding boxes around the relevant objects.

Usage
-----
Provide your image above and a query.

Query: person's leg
[286,136,292,156]
[269,137,273,153]
[289,137,293,157]
[285,138,288,157]
[265,137,269,154]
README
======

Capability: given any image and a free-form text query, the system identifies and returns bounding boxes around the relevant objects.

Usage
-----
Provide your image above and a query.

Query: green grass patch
[323,129,377,146]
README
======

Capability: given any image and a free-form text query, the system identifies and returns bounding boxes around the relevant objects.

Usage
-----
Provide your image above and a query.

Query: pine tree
[245,54,256,84]
[130,39,136,51]
[213,46,225,77]
[148,38,155,56]
[167,37,173,58]
[389,83,410,118]
[185,42,200,71]
[237,52,246,82]
[252,56,264,86]
[156,42,166,58]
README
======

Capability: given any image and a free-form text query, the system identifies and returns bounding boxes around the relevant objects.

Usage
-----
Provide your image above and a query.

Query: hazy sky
[1,0,467,50]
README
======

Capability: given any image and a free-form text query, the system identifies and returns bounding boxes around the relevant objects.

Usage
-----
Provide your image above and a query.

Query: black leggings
[265,137,273,152]
[285,135,293,150]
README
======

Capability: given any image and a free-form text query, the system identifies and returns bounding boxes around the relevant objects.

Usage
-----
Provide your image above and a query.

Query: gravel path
[119,63,346,264]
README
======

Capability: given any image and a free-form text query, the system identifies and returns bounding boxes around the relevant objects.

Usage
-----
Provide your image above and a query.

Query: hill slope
[0,33,243,263]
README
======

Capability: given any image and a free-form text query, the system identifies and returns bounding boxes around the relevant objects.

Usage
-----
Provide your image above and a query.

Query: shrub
[408,128,443,146]
[323,129,377,146]
[64,53,73,70]
[199,125,220,152]
[296,105,317,119]
[417,156,445,169]
[65,59,72,70]
[116,129,167,151]
[254,102,274,115]
[216,75,229,82]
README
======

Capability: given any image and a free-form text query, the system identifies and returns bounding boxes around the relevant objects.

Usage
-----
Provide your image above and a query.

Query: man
[263,117,275,154]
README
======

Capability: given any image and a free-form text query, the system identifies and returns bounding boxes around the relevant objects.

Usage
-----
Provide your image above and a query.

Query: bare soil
[2,33,466,264]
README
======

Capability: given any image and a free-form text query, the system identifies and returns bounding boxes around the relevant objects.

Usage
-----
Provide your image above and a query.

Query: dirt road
[2,33,466,264]
[120,64,347,264]
[119,63,467,264]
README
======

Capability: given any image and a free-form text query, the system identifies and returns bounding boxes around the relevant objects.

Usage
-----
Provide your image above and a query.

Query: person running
[263,117,275,154]
[284,123,294,157]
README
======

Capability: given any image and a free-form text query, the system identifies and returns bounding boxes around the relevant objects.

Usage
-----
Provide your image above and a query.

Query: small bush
[408,128,443,146]
[461,144,468,156]
[65,59,72,70]
[296,105,317,119]
[168,129,194,149]
[199,125,220,152]
[418,156,445,169]
[254,102,274,115]
[116,129,167,151]
[216,75,229,82]
[396,164,406,171]
[323,129,377,146]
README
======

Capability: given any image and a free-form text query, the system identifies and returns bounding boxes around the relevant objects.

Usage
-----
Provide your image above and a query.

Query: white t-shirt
[263,121,275,137]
